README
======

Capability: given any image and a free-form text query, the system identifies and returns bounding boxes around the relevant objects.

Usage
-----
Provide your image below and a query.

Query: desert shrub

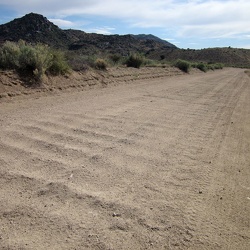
[94,58,108,70]
[160,55,165,60]
[196,62,208,72]
[143,59,160,67]
[19,43,54,81]
[18,44,36,71]
[173,59,191,73]
[0,41,20,69]
[191,62,198,68]
[85,55,98,68]
[68,57,89,71]
[109,54,121,64]
[0,41,70,82]
[213,63,224,69]
[66,52,89,71]
[48,49,71,75]
[207,64,215,70]
[21,44,52,81]
[126,53,145,68]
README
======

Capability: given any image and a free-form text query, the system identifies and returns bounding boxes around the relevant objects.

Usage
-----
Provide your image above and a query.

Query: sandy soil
[0,66,185,100]
[0,68,249,249]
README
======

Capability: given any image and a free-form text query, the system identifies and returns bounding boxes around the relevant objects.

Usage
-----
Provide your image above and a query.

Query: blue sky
[0,0,250,49]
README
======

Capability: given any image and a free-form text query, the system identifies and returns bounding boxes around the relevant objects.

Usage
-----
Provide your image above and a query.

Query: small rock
[112,212,121,217]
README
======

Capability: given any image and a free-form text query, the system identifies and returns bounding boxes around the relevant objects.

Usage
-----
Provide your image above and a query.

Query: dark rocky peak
[0,13,69,47]
[1,13,59,33]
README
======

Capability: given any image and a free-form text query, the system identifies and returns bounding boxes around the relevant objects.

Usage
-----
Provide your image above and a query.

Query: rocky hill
[0,13,70,48]
[132,34,174,47]
[0,13,176,55]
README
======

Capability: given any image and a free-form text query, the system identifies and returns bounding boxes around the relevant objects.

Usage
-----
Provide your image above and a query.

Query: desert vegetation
[94,58,108,70]
[191,62,224,72]
[173,59,224,73]
[125,53,145,68]
[173,59,191,73]
[0,40,225,85]
[0,40,70,82]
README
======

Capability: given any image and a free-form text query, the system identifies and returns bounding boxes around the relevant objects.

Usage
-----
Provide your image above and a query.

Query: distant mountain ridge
[132,34,174,47]
[0,13,177,55]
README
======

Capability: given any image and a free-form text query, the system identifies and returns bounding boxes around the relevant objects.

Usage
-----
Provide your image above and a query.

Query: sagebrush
[126,53,145,68]
[94,58,108,70]
[0,40,70,82]
[173,59,191,73]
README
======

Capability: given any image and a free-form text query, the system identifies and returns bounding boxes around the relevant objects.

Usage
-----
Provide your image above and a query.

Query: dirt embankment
[0,68,249,249]
[0,66,188,100]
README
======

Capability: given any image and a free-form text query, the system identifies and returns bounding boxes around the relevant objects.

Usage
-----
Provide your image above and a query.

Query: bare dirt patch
[0,68,249,249]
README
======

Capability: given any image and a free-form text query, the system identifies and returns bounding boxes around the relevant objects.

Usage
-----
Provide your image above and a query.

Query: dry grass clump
[109,54,121,64]
[94,58,108,70]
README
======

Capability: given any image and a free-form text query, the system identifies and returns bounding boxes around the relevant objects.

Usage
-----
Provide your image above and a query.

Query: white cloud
[178,22,250,39]
[48,18,91,30]
[163,38,175,41]
[1,0,250,39]
[87,27,115,35]
[49,19,74,28]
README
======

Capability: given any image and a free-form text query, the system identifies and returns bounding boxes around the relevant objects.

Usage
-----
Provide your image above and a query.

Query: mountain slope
[0,13,70,48]
[0,13,176,55]
[132,34,175,48]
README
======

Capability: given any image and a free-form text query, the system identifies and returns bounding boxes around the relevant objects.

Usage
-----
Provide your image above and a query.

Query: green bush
[191,62,198,68]
[196,62,208,72]
[20,43,53,81]
[213,63,224,69]
[173,59,191,73]
[18,43,36,71]
[126,53,144,68]
[0,41,70,82]
[207,64,215,70]
[94,58,108,70]
[86,55,98,68]
[143,59,159,67]
[48,49,71,75]
[0,41,20,69]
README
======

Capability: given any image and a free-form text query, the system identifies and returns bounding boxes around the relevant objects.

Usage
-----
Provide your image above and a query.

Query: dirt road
[0,68,249,249]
